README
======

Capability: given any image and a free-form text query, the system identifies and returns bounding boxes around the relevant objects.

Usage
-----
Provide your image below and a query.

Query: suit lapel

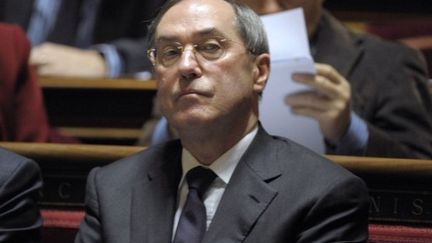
[203,127,281,243]
[130,141,183,243]
[314,11,364,77]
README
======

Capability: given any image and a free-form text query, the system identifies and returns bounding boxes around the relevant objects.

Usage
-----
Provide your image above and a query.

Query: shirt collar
[181,126,258,185]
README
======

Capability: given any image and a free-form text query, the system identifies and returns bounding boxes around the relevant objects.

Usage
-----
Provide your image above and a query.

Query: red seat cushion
[369,224,432,243]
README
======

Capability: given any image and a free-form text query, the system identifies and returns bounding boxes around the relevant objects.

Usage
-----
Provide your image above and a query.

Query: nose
[177,46,202,81]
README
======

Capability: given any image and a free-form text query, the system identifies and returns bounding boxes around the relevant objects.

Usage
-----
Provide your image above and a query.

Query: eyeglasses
[147,38,246,67]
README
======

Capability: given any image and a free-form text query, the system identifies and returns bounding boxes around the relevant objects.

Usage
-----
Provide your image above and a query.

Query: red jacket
[0,23,76,142]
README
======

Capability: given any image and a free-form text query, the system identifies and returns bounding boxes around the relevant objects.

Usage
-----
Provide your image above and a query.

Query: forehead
[156,0,239,41]
[238,0,319,13]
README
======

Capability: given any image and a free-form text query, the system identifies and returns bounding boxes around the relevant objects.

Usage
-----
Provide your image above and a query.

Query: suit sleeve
[106,0,166,74]
[75,167,103,243]
[110,37,153,74]
[297,175,370,243]
[0,158,43,243]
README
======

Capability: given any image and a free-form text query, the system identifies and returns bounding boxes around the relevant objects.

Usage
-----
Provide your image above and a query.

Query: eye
[197,40,223,54]
[161,46,181,60]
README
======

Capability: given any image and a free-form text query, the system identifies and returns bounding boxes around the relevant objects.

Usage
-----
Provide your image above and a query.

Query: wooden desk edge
[39,76,157,90]
[1,142,431,176]
[0,142,145,163]
[326,155,432,176]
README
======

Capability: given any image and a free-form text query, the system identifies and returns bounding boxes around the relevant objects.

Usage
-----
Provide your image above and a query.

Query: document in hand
[259,8,325,153]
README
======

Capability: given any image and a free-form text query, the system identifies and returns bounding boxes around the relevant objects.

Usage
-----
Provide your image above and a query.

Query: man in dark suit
[0,147,43,243]
[239,0,432,159]
[0,0,166,77]
[75,0,369,242]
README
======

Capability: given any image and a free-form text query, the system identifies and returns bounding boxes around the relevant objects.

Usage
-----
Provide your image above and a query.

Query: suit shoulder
[0,147,41,187]
[272,136,362,183]
[0,147,38,172]
[267,136,368,202]
[357,32,423,64]
[92,140,181,181]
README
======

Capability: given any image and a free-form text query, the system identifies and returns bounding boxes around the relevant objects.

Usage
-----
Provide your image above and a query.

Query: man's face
[238,0,323,36]
[153,0,267,131]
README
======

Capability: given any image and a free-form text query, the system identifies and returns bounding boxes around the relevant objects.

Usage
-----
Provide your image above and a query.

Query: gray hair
[147,0,269,56]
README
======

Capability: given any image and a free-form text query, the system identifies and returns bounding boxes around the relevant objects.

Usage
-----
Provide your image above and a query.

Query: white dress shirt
[172,127,258,240]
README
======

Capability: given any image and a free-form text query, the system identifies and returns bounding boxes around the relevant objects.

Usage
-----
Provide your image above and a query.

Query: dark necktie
[173,166,217,243]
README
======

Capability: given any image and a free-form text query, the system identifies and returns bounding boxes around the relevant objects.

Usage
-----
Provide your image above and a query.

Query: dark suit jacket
[75,126,369,243]
[0,0,167,73]
[0,147,43,243]
[315,12,432,159]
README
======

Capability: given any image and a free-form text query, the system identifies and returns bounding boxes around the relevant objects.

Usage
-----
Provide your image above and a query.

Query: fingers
[34,61,64,77]
[285,91,330,112]
[30,45,48,66]
[285,91,351,141]
[29,43,106,77]
[292,63,350,99]
[288,63,352,141]
[30,44,65,76]
[315,63,346,85]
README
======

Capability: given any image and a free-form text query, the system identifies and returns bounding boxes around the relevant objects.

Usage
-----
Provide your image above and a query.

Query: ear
[252,53,270,94]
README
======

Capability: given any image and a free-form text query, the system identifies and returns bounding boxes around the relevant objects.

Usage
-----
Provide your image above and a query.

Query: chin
[171,111,216,128]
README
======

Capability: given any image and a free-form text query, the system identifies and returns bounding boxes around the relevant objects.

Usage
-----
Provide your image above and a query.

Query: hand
[285,63,351,142]
[30,42,107,78]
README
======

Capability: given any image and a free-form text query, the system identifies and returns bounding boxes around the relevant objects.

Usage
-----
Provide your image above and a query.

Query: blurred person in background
[0,0,167,78]
[147,0,432,159]
[238,0,432,159]
[0,23,76,142]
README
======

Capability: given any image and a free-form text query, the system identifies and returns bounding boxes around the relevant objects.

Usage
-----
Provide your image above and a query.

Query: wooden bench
[40,76,157,145]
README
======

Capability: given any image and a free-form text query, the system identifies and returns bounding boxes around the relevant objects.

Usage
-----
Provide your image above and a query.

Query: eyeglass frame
[147,37,255,67]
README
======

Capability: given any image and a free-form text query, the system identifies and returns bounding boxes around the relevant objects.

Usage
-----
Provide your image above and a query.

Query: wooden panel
[39,76,157,145]
[57,127,143,140]
[39,76,157,90]
[329,155,432,178]
[0,142,144,163]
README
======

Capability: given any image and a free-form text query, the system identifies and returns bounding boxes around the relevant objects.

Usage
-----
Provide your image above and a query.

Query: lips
[176,88,212,100]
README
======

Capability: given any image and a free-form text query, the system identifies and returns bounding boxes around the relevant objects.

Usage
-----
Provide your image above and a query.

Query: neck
[178,116,258,166]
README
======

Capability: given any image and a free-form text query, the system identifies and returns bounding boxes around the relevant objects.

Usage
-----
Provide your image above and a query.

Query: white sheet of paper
[259,8,325,153]
[261,8,311,62]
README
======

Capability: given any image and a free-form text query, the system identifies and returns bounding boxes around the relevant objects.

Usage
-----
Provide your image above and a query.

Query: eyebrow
[156,28,227,43]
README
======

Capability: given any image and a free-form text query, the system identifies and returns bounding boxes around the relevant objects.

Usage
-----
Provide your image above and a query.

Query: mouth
[177,89,212,100]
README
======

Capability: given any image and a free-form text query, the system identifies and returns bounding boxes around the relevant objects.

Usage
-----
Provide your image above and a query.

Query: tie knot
[186,166,216,198]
